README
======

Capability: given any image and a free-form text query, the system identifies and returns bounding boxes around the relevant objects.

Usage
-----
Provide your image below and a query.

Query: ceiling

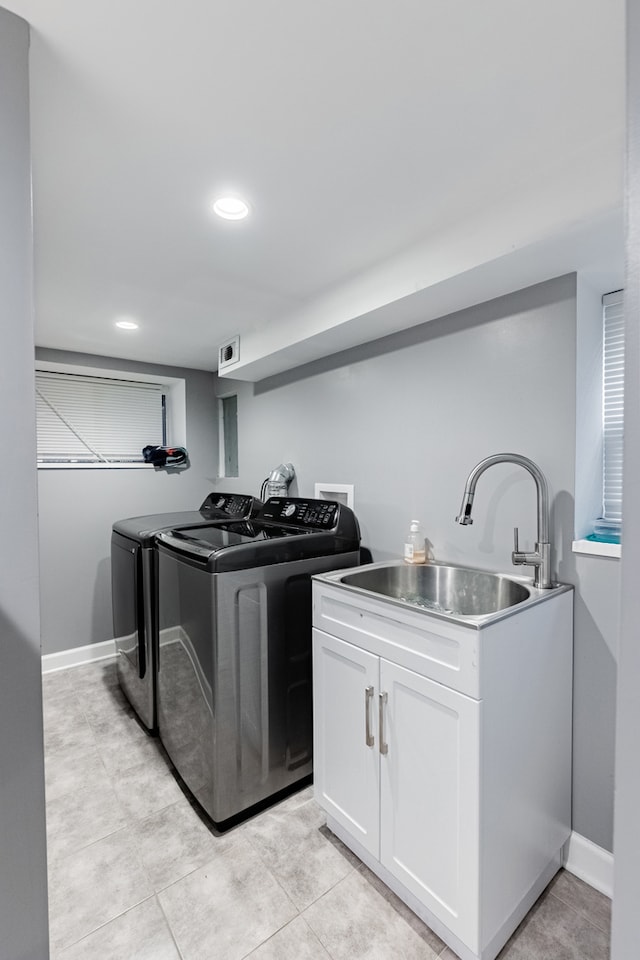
[3,0,626,378]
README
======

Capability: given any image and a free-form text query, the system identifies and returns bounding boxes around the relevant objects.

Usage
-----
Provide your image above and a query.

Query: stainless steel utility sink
[337,562,532,618]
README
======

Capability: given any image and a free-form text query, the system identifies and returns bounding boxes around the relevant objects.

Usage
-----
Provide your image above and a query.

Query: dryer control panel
[199,492,262,519]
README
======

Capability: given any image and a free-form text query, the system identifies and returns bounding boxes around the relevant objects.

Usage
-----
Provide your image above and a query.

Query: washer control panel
[260,497,339,529]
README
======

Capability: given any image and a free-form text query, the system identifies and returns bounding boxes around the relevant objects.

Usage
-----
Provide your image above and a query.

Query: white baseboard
[41,638,116,674]
[563,831,614,898]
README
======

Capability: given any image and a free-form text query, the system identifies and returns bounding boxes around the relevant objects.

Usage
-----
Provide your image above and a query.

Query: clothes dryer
[155,496,361,826]
[111,492,262,731]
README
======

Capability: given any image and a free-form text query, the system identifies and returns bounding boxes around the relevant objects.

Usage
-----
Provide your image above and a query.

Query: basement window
[573,287,624,558]
[218,394,238,477]
[601,290,624,532]
[35,370,167,467]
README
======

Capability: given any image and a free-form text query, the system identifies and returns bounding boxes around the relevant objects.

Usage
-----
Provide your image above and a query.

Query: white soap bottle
[404,520,426,564]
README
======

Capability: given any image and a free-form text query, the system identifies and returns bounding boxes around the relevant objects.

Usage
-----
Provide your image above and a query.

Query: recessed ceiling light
[115,318,139,331]
[213,197,250,220]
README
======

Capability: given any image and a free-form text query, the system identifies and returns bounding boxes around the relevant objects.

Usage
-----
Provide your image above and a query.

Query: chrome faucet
[455,453,553,589]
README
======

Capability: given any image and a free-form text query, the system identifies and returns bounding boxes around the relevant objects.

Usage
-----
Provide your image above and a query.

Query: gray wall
[218,273,619,853]
[611,0,640,952]
[36,349,218,656]
[0,9,50,957]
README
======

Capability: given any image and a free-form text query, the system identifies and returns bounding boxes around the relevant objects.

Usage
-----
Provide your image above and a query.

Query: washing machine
[111,492,262,731]
[155,496,361,826]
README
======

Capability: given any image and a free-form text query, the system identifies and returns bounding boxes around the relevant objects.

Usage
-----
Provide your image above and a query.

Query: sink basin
[339,563,531,617]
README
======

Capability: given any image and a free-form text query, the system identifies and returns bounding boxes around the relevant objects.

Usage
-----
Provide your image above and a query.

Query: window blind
[36,371,165,464]
[602,290,624,522]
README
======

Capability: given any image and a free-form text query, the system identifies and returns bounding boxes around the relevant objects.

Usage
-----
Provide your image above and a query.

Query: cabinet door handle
[365,685,374,747]
[379,691,388,756]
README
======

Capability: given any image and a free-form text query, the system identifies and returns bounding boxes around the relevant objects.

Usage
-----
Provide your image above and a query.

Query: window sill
[572,539,621,559]
[37,462,153,470]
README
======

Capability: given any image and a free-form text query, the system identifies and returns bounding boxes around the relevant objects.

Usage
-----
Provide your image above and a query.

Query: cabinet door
[313,628,380,858]
[379,659,480,951]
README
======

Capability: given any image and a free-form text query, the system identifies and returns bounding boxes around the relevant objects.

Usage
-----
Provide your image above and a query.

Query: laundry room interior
[2,2,639,960]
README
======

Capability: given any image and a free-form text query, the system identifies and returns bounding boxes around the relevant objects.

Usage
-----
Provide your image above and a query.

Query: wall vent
[218,335,240,371]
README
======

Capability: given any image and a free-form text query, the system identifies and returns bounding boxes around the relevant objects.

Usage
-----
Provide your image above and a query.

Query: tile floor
[43,658,612,960]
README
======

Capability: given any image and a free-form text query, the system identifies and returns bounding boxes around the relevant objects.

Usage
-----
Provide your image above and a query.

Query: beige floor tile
[356,864,446,956]
[127,797,233,891]
[243,796,357,910]
[45,743,111,803]
[497,888,610,960]
[87,702,149,740]
[110,752,183,820]
[303,869,440,960]
[48,829,153,954]
[245,916,332,960]
[42,668,76,700]
[79,683,132,726]
[546,868,612,934]
[43,691,87,728]
[44,714,97,757]
[56,896,180,960]
[158,835,297,960]
[69,659,119,691]
[93,721,165,775]
[46,781,128,863]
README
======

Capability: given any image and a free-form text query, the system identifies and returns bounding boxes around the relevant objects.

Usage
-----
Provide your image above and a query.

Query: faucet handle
[512,526,525,567]
[512,527,532,567]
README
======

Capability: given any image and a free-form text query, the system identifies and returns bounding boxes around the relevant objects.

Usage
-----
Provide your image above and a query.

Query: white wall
[0,8,50,957]
[35,349,218,656]
[218,274,620,854]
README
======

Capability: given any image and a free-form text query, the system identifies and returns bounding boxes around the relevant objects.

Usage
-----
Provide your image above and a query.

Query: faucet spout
[455,491,475,525]
[455,453,553,588]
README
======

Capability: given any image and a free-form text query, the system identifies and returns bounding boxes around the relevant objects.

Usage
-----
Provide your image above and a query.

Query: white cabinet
[312,577,573,960]
[313,630,380,857]
[379,658,480,947]
[314,630,479,947]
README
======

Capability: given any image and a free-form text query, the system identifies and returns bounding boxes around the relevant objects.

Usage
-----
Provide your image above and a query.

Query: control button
[283,503,296,518]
